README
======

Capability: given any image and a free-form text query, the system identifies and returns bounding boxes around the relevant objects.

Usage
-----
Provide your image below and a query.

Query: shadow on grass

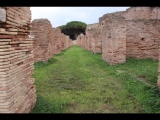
[30,96,66,113]
[54,52,64,57]
[34,57,58,68]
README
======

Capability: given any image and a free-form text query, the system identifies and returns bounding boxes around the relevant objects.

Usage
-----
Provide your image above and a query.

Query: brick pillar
[0,7,36,113]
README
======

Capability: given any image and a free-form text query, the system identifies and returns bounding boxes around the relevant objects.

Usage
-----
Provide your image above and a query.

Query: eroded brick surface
[52,28,62,54]
[31,19,54,62]
[86,23,102,53]
[126,19,160,60]
[1,7,160,112]
[0,7,36,113]
[125,7,160,60]
[100,11,126,65]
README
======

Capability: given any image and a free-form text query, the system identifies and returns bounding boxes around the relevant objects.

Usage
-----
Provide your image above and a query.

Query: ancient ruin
[0,7,74,112]
[31,19,74,62]
[99,11,126,65]
[125,7,160,60]
[52,28,62,54]
[77,33,85,48]
[75,7,160,88]
[60,33,66,50]
[86,23,102,53]
[0,7,36,113]
[52,28,73,54]
[31,19,54,62]
[77,7,160,63]
[77,23,102,54]
[76,34,81,46]
[1,6,160,113]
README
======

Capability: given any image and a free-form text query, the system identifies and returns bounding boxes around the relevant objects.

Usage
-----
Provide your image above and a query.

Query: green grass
[30,45,160,113]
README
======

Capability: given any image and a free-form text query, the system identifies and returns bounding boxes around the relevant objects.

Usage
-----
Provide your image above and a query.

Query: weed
[31,46,160,113]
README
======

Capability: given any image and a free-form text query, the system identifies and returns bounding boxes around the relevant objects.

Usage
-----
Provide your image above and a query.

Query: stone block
[0,8,6,23]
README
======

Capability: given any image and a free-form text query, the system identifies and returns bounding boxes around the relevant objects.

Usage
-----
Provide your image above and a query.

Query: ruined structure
[76,34,81,47]
[60,33,65,50]
[76,23,102,54]
[31,19,74,60]
[31,19,54,62]
[65,35,70,49]
[0,6,160,113]
[77,7,160,64]
[80,33,85,48]
[76,7,160,88]
[86,23,102,53]
[76,33,85,48]
[72,40,77,45]
[99,11,126,65]
[60,33,71,50]
[69,38,73,46]
[92,26,102,54]
[125,7,160,60]
[52,28,62,54]
[121,7,160,88]
[0,7,36,113]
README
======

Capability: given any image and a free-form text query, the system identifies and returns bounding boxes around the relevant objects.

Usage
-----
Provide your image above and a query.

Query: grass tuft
[31,46,160,113]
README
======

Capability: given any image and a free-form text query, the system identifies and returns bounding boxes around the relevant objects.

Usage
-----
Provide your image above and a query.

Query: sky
[30,7,130,28]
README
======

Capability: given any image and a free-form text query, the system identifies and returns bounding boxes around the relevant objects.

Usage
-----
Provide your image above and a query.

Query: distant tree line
[57,21,87,40]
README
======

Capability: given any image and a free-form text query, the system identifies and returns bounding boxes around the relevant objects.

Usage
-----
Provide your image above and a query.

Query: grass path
[31,46,160,113]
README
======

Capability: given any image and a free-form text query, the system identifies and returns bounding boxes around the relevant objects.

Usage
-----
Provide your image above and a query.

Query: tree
[57,21,87,40]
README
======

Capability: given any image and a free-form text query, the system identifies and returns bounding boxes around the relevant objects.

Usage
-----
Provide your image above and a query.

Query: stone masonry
[76,7,160,63]
[65,35,70,49]
[125,7,160,60]
[52,28,62,54]
[1,7,160,113]
[86,23,102,53]
[60,33,65,50]
[0,7,36,113]
[31,19,74,61]
[76,7,160,88]
[126,19,160,60]
[77,33,85,48]
[76,35,81,46]
[31,18,54,62]
[69,38,73,46]
[100,11,126,65]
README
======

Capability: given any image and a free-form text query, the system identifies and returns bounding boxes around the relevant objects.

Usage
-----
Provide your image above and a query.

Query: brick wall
[85,28,94,52]
[52,28,62,54]
[60,33,65,50]
[69,38,73,46]
[125,7,160,60]
[126,19,160,60]
[76,35,81,46]
[100,11,126,65]
[92,28,102,54]
[0,7,36,113]
[31,18,54,62]
[84,23,102,53]
[79,33,85,48]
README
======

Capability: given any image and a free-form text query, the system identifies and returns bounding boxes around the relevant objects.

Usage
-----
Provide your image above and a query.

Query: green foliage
[31,46,160,113]
[57,21,87,40]
[65,21,87,30]
[57,25,66,30]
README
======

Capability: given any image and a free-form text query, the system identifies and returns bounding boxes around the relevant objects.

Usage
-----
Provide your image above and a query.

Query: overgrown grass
[31,45,160,113]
